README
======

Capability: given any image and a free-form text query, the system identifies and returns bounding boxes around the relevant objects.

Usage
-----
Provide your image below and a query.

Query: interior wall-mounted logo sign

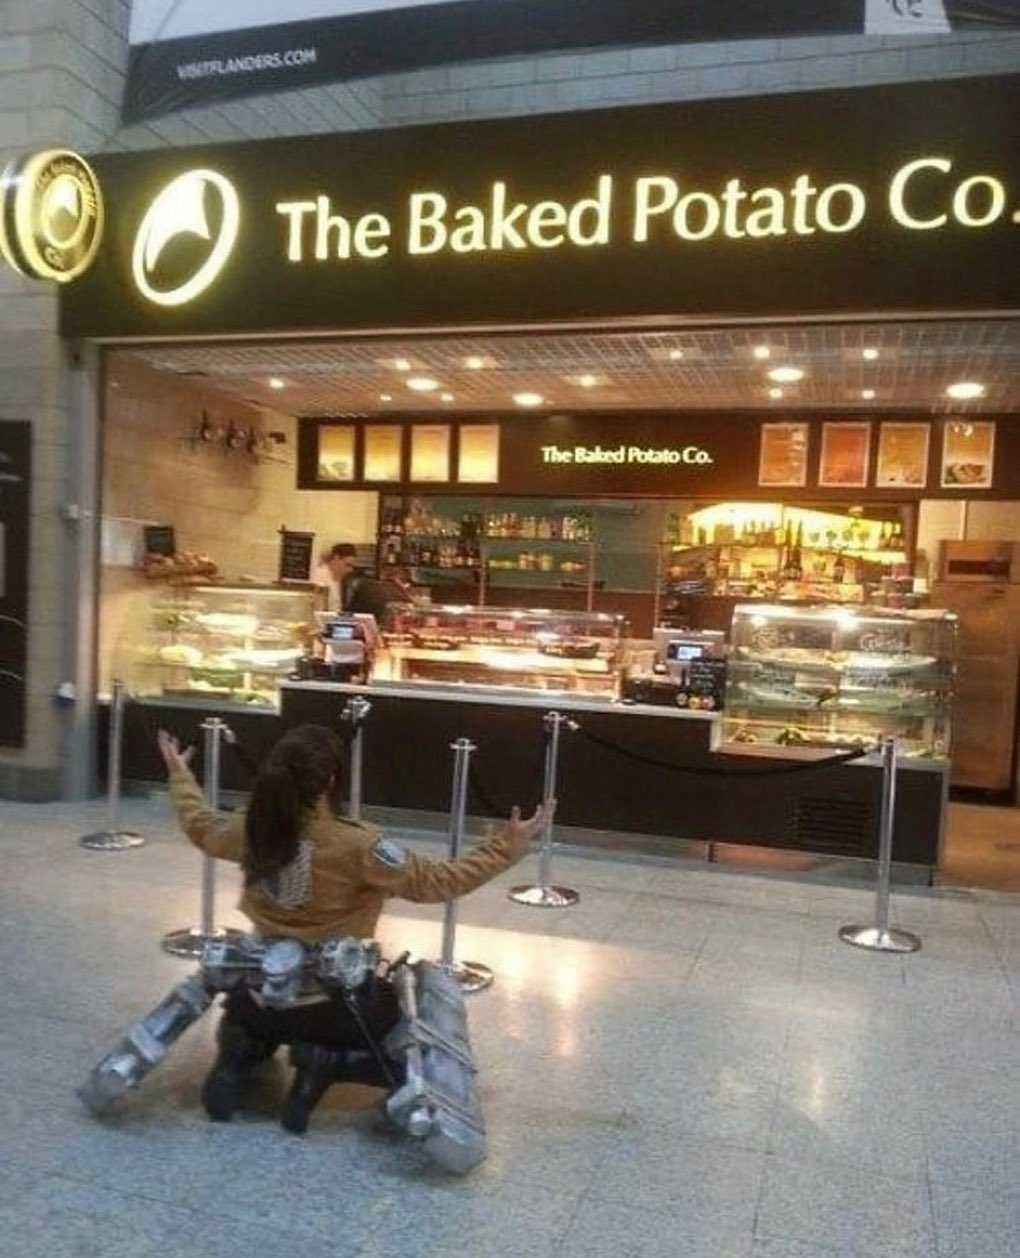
[541,444,714,466]
[0,150,104,283]
[132,169,239,306]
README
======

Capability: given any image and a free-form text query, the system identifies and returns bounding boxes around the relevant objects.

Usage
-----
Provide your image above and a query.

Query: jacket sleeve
[167,765,246,862]
[356,827,524,904]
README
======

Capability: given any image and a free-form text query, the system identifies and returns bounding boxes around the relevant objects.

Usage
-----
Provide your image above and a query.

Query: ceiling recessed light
[440,392,454,403]
[577,373,599,388]
[379,393,392,402]
[268,377,285,390]
[393,357,412,372]
[753,345,771,360]
[945,381,985,400]
[768,387,784,400]
[767,366,805,384]
[862,347,879,361]
[464,355,486,370]
[668,348,685,361]
[513,392,544,408]
[406,376,439,392]
[861,388,876,400]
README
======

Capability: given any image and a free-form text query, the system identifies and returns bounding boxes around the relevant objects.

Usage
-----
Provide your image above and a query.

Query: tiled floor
[1,794,1018,1258]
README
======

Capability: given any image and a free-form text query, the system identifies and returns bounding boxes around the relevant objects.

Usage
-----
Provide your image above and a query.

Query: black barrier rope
[574,724,871,779]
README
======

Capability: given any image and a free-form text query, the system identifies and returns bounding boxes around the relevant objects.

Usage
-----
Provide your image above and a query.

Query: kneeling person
[157,725,548,1131]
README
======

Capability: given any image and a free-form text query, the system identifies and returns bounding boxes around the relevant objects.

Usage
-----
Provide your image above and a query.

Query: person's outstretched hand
[504,799,556,860]
[157,729,195,776]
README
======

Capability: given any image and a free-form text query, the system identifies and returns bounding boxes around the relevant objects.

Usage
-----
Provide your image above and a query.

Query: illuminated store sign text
[273,157,1017,271]
[542,445,715,466]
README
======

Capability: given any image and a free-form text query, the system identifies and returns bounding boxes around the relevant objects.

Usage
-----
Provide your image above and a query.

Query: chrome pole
[839,737,922,954]
[341,695,372,822]
[438,738,493,994]
[163,718,245,958]
[80,679,144,851]
[509,711,579,908]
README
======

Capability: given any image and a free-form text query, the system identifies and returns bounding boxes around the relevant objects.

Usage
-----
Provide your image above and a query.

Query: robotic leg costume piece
[76,936,488,1175]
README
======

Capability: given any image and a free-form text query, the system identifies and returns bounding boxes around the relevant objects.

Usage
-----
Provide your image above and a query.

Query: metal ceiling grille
[114,318,1020,417]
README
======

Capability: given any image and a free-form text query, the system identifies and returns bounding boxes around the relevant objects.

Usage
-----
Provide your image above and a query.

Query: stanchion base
[80,830,145,851]
[508,883,580,909]
[440,960,494,994]
[838,925,922,954]
[161,925,247,959]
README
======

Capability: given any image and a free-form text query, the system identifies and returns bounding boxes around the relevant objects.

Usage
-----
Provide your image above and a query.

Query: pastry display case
[375,604,627,698]
[724,603,956,757]
[122,584,323,709]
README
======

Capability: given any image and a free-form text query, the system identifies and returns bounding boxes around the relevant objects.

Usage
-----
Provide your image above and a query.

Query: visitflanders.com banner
[123,1,1018,123]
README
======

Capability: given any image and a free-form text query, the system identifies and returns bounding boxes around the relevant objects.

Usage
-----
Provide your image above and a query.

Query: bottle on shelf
[789,523,804,581]
[833,553,846,583]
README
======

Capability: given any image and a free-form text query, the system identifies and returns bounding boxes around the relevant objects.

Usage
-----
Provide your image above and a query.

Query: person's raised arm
[158,730,245,863]
[356,802,553,904]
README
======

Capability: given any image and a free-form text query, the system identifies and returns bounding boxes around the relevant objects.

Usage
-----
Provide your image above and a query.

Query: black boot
[201,1020,277,1122]
[281,1043,347,1135]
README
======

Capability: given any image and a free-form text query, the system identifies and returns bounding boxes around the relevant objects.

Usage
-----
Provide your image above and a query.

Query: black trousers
[223,979,401,1053]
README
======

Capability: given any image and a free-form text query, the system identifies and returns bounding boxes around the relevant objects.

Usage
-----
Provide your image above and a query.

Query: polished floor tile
[1,794,1017,1258]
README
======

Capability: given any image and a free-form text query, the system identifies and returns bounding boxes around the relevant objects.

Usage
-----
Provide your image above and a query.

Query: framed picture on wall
[941,420,996,489]
[819,422,871,488]
[758,422,808,487]
[876,422,930,489]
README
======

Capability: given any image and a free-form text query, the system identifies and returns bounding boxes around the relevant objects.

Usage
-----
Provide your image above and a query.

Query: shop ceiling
[114,318,1020,417]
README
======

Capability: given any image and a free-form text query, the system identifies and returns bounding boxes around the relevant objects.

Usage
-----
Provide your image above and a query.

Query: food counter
[106,598,950,873]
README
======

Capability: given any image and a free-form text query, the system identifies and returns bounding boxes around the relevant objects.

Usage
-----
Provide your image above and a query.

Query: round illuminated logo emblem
[132,169,240,306]
[0,149,104,283]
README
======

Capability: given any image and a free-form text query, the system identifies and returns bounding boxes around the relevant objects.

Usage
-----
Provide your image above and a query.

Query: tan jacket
[168,765,523,943]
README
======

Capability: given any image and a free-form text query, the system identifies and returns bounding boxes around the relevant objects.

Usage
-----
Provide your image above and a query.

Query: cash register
[623,630,727,710]
[295,614,376,682]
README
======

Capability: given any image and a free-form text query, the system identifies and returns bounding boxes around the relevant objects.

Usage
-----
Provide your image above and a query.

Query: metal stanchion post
[839,737,922,954]
[509,711,579,908]
[163,717,246,959]
[438,738,493,994]
[80,680,145,851]
[340,695,372,822]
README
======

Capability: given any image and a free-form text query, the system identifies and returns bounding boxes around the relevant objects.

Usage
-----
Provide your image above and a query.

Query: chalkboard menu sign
[279,528,315,583]
[143,524,175,557]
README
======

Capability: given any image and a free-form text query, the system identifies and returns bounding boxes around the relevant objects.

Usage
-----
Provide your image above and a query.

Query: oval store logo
[0,149,104,283]
[132,169,240,307]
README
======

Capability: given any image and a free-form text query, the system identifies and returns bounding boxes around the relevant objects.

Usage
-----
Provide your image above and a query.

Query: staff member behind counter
[157,724,551,1133]
[318,542,414,625]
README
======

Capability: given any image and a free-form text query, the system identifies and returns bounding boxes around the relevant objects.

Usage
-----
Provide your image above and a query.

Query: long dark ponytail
[243,724,344,886]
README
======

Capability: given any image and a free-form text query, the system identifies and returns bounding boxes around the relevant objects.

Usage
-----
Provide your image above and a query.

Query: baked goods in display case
[378,605,627,698]
[723,603,956,758]
[125,584,323,709]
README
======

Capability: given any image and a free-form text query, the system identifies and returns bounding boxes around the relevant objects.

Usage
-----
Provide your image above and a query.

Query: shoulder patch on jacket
[371,837,408,869]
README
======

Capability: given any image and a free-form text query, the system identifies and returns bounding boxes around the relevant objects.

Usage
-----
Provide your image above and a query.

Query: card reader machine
[664,632,726,711]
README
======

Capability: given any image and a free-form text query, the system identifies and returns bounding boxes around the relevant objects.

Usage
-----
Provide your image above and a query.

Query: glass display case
[724,603,956,757]
[375,604,627,698]
[122,583,323,708]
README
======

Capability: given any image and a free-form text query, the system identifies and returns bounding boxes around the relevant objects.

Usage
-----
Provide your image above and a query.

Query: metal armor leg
[77,973,214,1113]
[384,960,486,1175]
[77,937,267,1115]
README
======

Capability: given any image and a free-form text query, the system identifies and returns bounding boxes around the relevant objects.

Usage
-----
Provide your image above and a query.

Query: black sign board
[143,523,176,557]
[62,76,1020,340]
[278,528,315,582]
[0,421,31,748]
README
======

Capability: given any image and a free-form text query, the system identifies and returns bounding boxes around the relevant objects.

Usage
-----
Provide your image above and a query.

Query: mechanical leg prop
[76,939,488,1174]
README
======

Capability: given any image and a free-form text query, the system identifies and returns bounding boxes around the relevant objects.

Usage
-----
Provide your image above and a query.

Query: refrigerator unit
[932,541,1020,794]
